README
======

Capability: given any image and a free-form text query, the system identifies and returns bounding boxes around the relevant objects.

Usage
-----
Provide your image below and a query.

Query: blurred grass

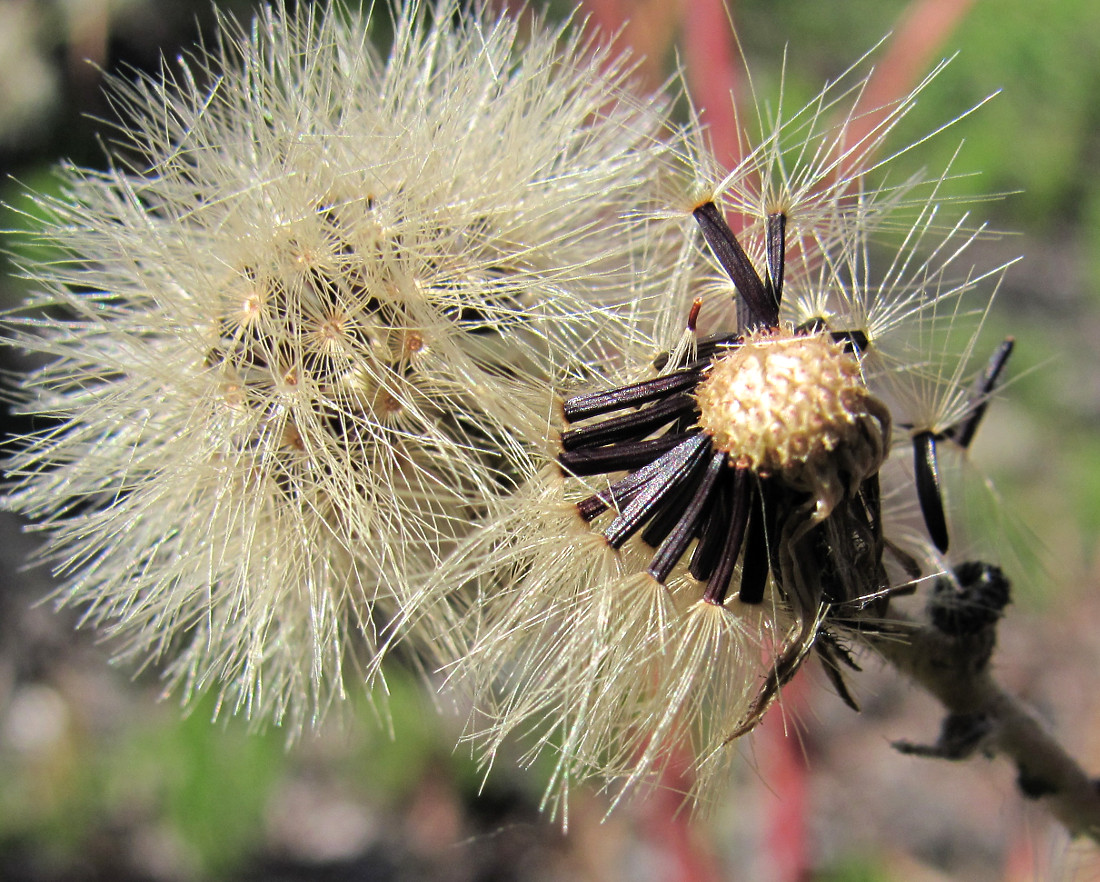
[0,664,486,879]
[0,683,287,877]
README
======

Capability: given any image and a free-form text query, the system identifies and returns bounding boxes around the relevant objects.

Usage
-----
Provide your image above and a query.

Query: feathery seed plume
[2,0,692,731]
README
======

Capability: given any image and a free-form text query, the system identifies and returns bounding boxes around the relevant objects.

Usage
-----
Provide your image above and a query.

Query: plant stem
[865,612,1100,842]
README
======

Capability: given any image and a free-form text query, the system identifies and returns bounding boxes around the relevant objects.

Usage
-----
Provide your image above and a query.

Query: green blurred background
[2,0,1099,879]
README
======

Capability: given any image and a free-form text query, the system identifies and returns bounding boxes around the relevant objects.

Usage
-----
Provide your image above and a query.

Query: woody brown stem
[865,613,1100,842]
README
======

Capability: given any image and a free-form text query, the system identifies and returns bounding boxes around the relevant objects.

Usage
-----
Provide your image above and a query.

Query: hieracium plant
[5,0,1099,844]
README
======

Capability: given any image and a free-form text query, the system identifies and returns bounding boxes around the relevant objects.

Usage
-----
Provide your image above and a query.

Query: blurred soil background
[3,0,1100,879]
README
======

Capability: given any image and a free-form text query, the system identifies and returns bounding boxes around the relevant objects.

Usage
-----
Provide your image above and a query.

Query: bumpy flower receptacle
[695,325,890,517]
[697,328,870,468]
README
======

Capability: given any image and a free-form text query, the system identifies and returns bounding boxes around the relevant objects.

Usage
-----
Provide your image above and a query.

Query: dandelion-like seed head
[2,0,693,730]
[5,0,1019,821]
[418,41,1016,813]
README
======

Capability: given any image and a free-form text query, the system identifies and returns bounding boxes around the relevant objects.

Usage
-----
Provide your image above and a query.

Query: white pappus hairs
[2,0,695,730]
